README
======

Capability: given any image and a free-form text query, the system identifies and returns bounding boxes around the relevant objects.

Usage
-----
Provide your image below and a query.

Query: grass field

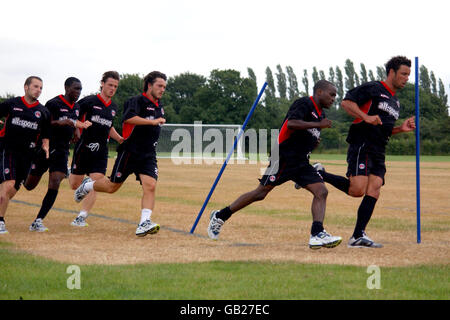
[0,154,449,300]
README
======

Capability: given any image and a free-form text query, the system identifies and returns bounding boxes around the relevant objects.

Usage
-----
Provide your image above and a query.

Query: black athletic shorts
[259,158,323,187]
[70,145,108,175]
[0,149,33,190]
[346,142,386,182]
[109,149,158,183]
[29,148,69,176]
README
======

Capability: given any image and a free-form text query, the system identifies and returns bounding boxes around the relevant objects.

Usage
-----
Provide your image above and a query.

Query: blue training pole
[190,82,268,234]
[415,57,421,244]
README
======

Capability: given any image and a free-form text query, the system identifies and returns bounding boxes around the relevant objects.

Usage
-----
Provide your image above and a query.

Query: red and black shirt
[119,93,165,159]
[276,96,324,164]
[46,95,80,151]
[344,81,401,148]
[77,94,118,156]
[0,97,50,154]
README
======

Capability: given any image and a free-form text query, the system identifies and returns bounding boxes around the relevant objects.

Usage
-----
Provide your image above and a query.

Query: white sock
[78,210,88,218]
[140,209,152,224]
[84,181,94,192]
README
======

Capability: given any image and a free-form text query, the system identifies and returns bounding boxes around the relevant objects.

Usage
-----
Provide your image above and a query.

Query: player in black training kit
[24,77,92,232]
[207,80,343,249]
[0,76,50,234]
[69,71,124,227]
[74,71,167,237]
[316,56,416,248]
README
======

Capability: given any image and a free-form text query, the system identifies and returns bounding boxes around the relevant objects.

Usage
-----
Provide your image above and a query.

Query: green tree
[376,66,385,80]
[194,69,256,125]
[286,66,300,100]
[360,63,368,84]
[276,64,287,99]
[312,67,319,84]
[111,73,143,131]
[419,65,431,92]
[438,78,448,105]
[344,59,358,90]
[430,71,437,95]
[265,67,276,98]
[335,66,344,103]
[368,70,375,81]
[302,69,309,95]
[319,70,326,80]
[247,68,257,83]
[328,67,335,84]
[0,93,15,103]
[163,72,206,122]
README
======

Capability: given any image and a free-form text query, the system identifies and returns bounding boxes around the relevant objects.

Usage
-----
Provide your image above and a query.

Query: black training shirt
[46,95,80,151]
[119,93,165,159]
[77,94,118,156]
[344,81,401,148]
[276,96,324,164]
[0,97,50,154]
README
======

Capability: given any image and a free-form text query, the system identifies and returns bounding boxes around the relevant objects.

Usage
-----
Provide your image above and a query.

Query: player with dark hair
[315,56,415,248]
[74,71,167,237]
[0,76,50,234]
[207,80,343,249]
[69,71,124,227]
[24,77,92,232]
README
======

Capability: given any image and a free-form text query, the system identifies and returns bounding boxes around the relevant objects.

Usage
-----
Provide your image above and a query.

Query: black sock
[216,206,233,221]
[352,195,377,239]
[36,189,59,220]
[0,217,4,222]
[311,221,324,236]
[320,171,350,194]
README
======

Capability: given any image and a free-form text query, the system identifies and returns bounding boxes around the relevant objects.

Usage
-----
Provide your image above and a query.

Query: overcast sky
[1,0,449,103]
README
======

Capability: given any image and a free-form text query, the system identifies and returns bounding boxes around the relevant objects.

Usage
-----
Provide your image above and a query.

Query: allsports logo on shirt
[307,128,321,140]
[90,115,112,127]
[378,102,399,120]
[11,117,38,130]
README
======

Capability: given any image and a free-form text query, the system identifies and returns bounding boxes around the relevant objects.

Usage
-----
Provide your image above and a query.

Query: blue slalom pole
[190,82,268,234]
[415,57,421,244]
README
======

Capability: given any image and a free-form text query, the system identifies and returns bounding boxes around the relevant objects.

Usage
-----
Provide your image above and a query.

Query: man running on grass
[69,71,124,227]
[208,80,343,250]
[313,56,415,248]
[0,76,50,234]
[24,77,92,232]
[74,71,166,237]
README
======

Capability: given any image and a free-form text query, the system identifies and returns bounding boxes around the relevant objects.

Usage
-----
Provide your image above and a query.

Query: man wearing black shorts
[0,76,50,234]
[207,80,342,249]
[24,77,92,232]
[316,56,416,248]
[74,71,166,237]
[69,71,124,227]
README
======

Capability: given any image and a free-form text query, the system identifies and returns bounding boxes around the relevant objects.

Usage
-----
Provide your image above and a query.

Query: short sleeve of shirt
[45,99,59,121]
[77,96,90,120]
[40,107,52,139]
[286,99,308,121]
[122,96,140,122]
[343,82,378,106]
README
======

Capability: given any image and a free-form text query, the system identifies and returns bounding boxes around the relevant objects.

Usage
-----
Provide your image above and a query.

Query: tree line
[1,59,449,155]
